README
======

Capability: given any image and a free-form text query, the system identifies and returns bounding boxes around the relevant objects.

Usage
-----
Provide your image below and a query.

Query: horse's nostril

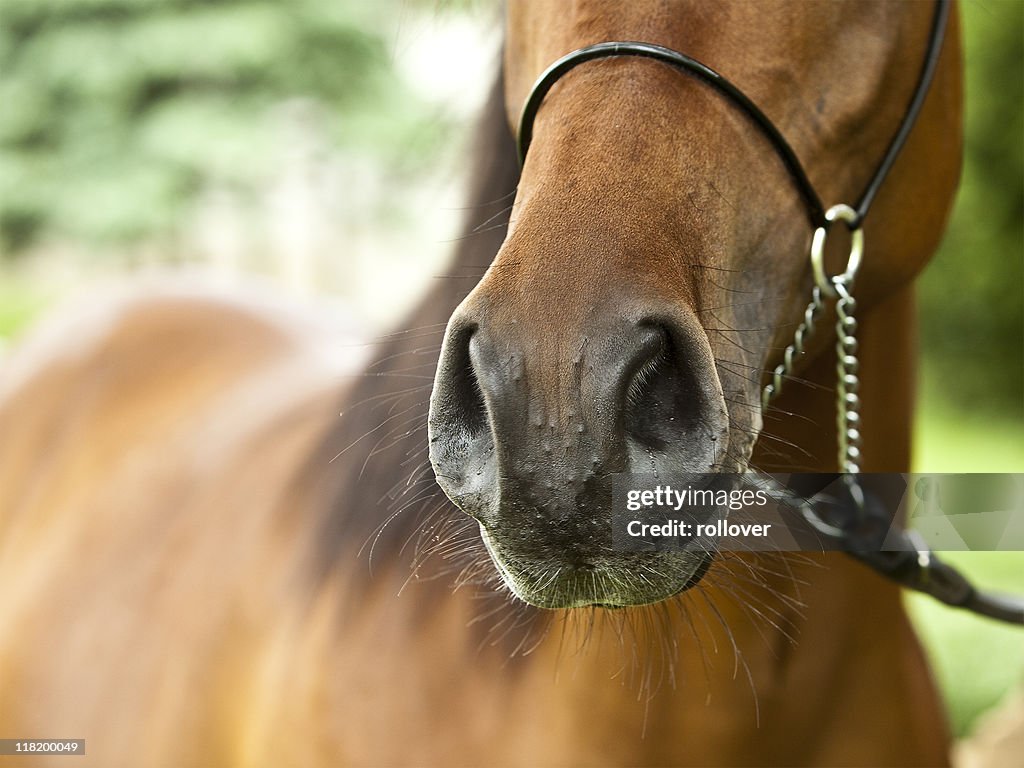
[624,325,669,407]
[429,317,502,520]
[437,324,488,439]
[625,323,706,451]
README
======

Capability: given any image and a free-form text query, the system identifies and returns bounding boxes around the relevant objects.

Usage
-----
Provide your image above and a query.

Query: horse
[0,1,963,766]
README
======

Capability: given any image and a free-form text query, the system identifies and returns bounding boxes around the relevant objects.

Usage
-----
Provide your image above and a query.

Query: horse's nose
[428,305,730,522]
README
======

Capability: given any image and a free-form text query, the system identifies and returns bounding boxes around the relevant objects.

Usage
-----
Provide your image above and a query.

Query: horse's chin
[478,525,714,610]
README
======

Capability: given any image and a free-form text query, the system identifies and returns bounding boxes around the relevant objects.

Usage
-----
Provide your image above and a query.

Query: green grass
[907,553,1024,738]
[0,273,48,342]
[910,389,1024,738]
[914,403,1024,473]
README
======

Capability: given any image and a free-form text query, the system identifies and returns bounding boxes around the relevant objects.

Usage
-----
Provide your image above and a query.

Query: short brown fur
[0,2,962,765]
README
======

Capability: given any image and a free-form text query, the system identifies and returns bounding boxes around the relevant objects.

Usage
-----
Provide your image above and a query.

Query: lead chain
[760,280,863,474]
[760,203,864,478]
[760,286,825,411]
[833,280,862,473]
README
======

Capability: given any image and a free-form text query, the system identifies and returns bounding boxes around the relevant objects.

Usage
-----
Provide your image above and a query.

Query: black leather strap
[516,1,950,230]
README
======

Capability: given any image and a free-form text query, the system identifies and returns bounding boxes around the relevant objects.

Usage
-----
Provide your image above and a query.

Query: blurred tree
[918,0,1024,414]
[0,0,1019,415]
[0,0,449,254]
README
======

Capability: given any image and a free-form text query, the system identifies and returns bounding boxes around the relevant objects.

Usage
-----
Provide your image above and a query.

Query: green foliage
[918,0,1024,414]
[0,0,1019,418]
[0,271,46,340]
[911,390,1024,734]
[0,0,448,253]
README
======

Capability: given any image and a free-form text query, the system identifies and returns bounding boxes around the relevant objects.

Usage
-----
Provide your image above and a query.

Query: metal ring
[810,204,864,297]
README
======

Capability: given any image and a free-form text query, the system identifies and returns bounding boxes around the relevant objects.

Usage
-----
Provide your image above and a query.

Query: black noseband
[516,0,951,231]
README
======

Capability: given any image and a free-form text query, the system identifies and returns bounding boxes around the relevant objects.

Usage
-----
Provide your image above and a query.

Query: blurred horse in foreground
[0,2,966,765]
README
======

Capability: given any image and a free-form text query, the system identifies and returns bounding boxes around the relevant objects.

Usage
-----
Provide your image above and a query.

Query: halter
[515,0,1024,626]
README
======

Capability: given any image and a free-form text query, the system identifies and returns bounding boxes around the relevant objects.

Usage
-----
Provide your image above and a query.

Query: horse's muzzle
[428,300,731,607]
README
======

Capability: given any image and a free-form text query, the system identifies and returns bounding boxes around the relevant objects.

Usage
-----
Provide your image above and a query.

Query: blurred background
[0,0,1020,742]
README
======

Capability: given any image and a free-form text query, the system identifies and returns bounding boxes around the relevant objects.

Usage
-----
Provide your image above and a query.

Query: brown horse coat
[0,2,964,765]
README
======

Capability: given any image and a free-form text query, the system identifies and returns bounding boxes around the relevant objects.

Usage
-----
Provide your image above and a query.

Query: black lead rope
[793,480,1024,625]
[851,542,1024,625]
[515,1,1024,625]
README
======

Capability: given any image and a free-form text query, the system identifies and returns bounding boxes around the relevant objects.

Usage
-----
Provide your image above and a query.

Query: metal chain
[760,286,825,411]
[834,280,862,473]
[761,203,863,476]
[751,206,1024,625]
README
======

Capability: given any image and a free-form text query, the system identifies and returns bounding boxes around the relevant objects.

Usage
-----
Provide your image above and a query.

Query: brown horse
[0,1,962,766]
